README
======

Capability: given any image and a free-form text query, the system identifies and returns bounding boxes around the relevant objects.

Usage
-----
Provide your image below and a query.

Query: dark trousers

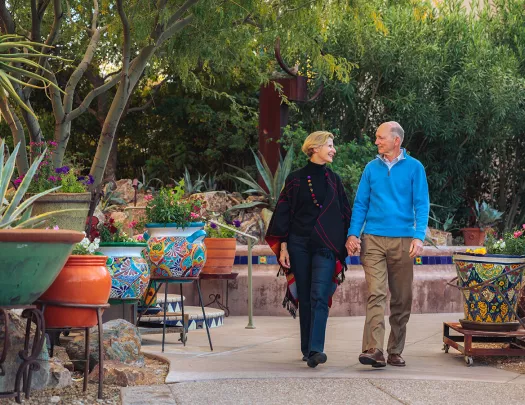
[288,234,336,355]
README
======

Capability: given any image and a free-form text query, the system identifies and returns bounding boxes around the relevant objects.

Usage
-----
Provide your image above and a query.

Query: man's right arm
[347,166,371,237]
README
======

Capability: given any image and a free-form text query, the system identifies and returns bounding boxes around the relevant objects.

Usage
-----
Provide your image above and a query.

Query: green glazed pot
[0,229,84,306]
[30,192,91,232]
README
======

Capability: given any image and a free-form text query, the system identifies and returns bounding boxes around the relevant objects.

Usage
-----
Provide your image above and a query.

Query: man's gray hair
[387,121,404,144]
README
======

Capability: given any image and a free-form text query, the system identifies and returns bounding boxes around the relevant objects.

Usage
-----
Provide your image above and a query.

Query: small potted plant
[96,215,150,301]
[202,215,240,274]
[143,180,207,279]
[453,225,525,331]
[15,140,93,232]
[39,233,111,328]
[461,200,503,246]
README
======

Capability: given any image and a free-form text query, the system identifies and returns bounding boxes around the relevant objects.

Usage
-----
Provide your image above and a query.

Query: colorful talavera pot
[453,252,525,331]
[97,242,150,300]
[144,223,207,279]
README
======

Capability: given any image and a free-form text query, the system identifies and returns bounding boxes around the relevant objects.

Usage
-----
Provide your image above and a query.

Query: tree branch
[0,1,15,34]
[23,0,63,98]
[157,14,195,47]
[67,73,120,122]
[117,0,131,75]
[126,77,167,114]
[165,0,199,30]
[63,0,105,114]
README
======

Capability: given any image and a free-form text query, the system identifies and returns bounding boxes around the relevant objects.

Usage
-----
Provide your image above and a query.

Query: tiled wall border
[233,255,453,266]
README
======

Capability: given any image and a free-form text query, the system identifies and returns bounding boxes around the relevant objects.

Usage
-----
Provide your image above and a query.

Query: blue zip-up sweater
[347,150,430,241]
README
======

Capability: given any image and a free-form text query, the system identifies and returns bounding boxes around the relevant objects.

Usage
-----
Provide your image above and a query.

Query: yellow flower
[415,257,422,265]
[466,248,487,255]
[259,256,267,264]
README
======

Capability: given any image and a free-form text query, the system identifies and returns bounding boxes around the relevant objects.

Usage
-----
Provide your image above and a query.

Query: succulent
[0,140,67,228]
[226,147,294,212]
[475,201,503,229]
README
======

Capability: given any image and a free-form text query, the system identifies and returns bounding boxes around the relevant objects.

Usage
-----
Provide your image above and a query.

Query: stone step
[138,306,224,330]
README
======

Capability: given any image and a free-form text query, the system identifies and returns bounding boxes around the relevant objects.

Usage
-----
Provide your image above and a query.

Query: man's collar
[377,148,406,162]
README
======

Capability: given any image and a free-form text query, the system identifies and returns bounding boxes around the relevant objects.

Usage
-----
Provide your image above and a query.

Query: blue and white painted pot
[97,242,150,300]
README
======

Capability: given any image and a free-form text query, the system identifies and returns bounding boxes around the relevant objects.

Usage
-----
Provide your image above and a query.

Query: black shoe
[302,355,308,361]
[307,352,327,368]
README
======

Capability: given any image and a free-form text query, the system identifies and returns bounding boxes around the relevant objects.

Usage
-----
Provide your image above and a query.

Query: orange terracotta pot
[461,227,486,246]
[202,238,237,274]
[39,255,111,328]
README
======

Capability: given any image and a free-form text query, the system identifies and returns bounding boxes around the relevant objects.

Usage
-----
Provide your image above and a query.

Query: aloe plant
[0,141,68,229]
[0,35,65,118]
[227,147,294,212]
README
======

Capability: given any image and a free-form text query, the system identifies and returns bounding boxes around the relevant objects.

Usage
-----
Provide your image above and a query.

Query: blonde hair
[301,131,334,158]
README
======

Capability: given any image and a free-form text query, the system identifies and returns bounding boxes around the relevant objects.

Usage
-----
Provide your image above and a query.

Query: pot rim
[67,254,108,264]
[0,229,84,243]
[453,252,525,259]
[145,222,205,228]
[99,242,147,247]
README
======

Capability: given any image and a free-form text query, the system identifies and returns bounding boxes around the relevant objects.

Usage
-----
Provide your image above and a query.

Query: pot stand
[136,278,213,353]
[443,322,525,366]
[0,306,45,404]
[108,298,140,324]
[37,301,110,400]
[199,273,239,317]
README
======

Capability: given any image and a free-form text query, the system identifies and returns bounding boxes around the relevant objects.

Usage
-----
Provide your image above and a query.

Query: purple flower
[210,223,217,229]
[233,220,241,228]
[48,175,58,182]
[55,166,70,174]
[78,175,94,185]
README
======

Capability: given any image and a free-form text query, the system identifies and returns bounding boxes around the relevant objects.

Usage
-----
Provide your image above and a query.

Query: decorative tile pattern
[233,255,455,265]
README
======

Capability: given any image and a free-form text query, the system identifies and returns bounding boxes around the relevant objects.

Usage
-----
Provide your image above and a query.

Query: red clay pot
[39,255,111,328]
[461,227,486,246]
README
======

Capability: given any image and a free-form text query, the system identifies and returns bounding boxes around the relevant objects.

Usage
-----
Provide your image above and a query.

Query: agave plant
[474,200,503,229]
[0,34,64,118]
[0,141,68,228]
[227,147,294,212]
[172,166,205,197]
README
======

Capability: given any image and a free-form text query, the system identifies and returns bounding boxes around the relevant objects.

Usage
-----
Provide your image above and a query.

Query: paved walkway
[122,314,525,404]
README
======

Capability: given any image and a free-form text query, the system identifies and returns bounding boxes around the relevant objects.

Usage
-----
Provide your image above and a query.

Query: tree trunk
[0,97,29,174]
[104,133,118,183]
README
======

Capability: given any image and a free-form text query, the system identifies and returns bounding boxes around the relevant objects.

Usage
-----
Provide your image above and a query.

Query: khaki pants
[360,234,414,355]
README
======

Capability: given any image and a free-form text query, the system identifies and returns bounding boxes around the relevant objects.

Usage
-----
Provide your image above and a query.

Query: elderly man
[346,121,429,368]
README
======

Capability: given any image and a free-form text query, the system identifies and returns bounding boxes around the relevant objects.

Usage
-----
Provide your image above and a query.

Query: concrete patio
[121,313,525,404]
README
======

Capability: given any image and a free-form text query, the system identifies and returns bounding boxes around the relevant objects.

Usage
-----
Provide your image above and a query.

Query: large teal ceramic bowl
[0,229,84,306]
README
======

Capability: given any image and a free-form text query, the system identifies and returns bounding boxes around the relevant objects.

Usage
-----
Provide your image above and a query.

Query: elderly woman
[265,131,352,368]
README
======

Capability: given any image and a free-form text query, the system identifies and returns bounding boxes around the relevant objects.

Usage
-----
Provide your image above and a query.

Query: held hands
[409,238,424,258]
[346,235,361,256]
[279,244,291,268]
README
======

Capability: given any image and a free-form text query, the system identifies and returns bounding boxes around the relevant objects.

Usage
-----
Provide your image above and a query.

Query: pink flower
[144,194,153,202]
[136,235,144,241]
[53,225,60,230]
[190,212,199,219]
[128,220,138,229]
[514,230,523,238]
[522,224,525,230]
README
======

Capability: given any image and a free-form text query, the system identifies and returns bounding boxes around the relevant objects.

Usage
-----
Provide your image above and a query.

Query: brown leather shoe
[387,353,406,367]
[358,348,386,368]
